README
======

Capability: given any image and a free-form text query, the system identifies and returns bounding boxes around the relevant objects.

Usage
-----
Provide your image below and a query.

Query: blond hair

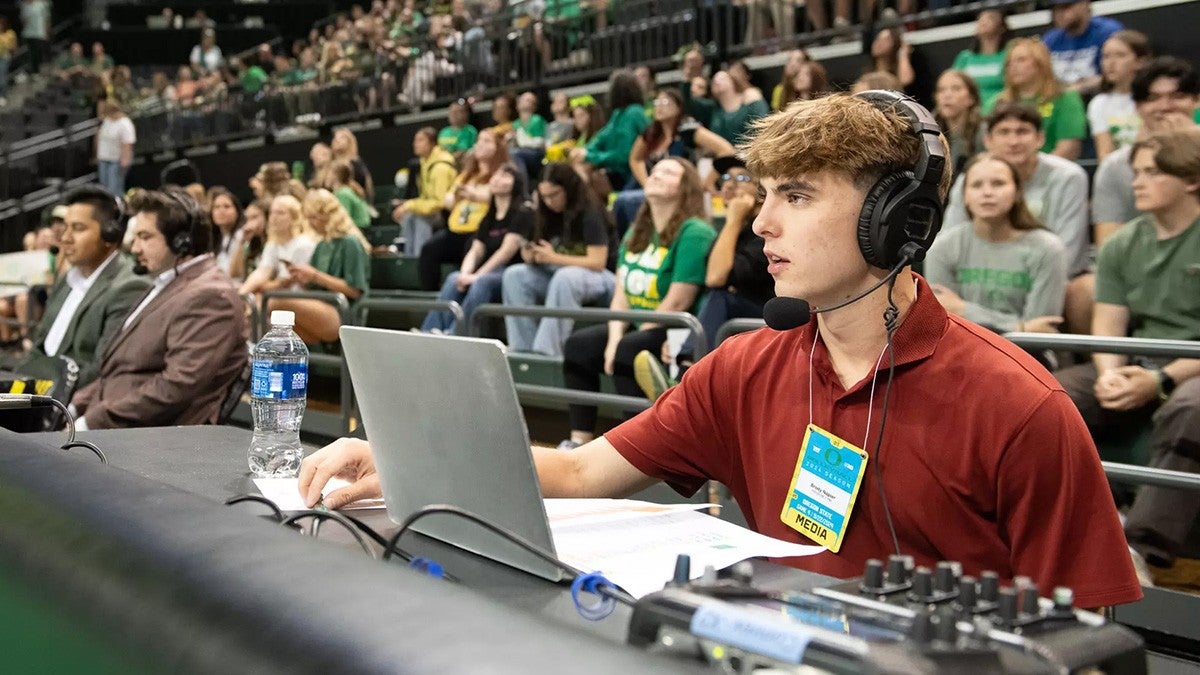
[742,93,952,202]
[302,189,371,252]
[267,194,312,244]
[997,38,1061,104]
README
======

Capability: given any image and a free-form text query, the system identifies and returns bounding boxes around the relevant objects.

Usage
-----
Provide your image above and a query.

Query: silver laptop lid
[340,326,562,581]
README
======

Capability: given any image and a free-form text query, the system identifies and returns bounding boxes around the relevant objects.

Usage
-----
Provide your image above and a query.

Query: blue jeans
[501,264,615,357]
[613,189,645,240]
[420,269,505,334]
[97,160,126,196]
[400,212,438,256]
[680,287,766,360]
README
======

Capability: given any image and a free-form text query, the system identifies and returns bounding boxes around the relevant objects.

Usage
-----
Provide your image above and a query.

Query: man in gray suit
[72,188,248,430]
[21,186,150,388]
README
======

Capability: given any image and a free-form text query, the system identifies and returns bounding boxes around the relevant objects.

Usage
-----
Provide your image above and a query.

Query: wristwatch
[1154,369,1177,402]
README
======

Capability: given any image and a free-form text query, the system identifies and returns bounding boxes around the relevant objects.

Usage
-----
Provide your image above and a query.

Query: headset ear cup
[171,232,193,256]
[857,173,906,269]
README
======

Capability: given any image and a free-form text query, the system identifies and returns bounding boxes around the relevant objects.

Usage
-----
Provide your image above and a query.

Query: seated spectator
[324,160,372,229]
[634,65,656,113]
[560,158,715,449]
[189,28,224,74]
[419,128,507,290]
[90,42,113,76]
[238,195,317,296]
[55,42,90,82]
[489,92,516,142]
[174,65,199,107]
[1042,0,1122,95]
[865,27,915,92]
[208,187,245,276]
[674,156,772,373]
[510,92,547,181]
[105,65,136,107]
[421,162,533,334]
[935,70,985,176]
[307,142,333,187]
[926,153,1068,335]
[269,190,371,344]
[544,95,605,163]
[688,71,770,147]
[945,103,1089,281]
[545,92,575,147]
[988,38,1087,160]
[727,60,766,105]
[71,188,247,429]
[776,60,828,111]
[250,161,307,202]
[229,200,268,281]
[1088,30,1150,161]
[1093,57,1199,246]
[614,88,735,235]
[570,70,648,195]
[1055,127,1200,570]
[851,70,903,94]
[502,163,615,358]
[952,8,1013,105]
[19,186,150,388]
[438,97,478,157]
[770,49,811,110]
[331,128,375,203]
[392,127,458,256]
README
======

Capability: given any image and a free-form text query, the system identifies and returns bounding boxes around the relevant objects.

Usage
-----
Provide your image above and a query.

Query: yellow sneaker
[633,350,676,401]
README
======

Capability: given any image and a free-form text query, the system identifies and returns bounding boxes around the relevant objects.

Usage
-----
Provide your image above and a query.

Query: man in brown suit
[72,188,248,429]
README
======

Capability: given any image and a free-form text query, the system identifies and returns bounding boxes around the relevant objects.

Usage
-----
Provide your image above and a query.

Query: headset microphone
[132,263,149,275]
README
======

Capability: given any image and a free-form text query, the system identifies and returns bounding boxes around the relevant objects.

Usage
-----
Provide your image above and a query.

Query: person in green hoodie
[570,69,648,193]
[392,127,458,255]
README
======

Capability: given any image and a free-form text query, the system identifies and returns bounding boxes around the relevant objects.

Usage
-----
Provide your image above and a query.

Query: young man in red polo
[301,94,1142,608]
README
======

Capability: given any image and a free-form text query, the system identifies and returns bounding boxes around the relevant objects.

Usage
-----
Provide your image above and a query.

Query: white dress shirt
[122,254,212,330]
[42,251,119,356]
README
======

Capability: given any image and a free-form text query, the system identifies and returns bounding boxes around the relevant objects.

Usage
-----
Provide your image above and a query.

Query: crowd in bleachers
[2,0,1199,586]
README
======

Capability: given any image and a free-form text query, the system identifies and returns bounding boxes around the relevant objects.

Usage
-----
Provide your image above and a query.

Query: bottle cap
[271,310,296,327]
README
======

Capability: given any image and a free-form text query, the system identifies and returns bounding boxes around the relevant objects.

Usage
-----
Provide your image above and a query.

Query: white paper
[547,499,824,598]
[253,477,387,512]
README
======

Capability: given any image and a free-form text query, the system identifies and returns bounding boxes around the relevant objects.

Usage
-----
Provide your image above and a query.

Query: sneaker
[556,439,581,451]
[1129,546,1156,587]
[633,350,676,401]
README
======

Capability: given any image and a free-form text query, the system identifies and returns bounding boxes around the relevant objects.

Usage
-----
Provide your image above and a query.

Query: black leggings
[418,229,472,291]
[563,324,668,433]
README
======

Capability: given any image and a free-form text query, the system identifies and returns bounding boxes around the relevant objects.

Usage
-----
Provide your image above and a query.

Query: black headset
[853,90,947,270]
[161,189,201,257]
[62,185,128,245]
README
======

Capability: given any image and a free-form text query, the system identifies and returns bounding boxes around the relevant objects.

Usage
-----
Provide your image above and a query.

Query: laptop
[340,326,565,581]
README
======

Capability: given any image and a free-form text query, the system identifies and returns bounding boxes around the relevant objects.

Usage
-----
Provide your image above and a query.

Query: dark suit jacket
[73,257,249,429]
[24,253,150,387]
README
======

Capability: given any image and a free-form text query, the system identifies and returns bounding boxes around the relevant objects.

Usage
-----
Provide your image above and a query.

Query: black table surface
[29,425,836,645]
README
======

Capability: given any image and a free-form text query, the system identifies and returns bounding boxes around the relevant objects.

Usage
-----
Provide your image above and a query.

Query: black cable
[872,275,903,558]
[60,440,107,464]
[281,510,378,559]
[384,504,637,607]
[44,397,76,445]
[224,494,286,523]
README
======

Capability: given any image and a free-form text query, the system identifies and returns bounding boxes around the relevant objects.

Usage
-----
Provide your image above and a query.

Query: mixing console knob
[1052,587,1074,612]
[731,561,755,586]
[998,587,1018,625]
[862,559,885,592]
[935,607,960,644]
[979,571,1000,603]
[672,554,691,586]
[935,561,958,593]
[887,554,911,585]
[910,609,935,644]
[912,567,934,600]
[1021,584,1041,616]
[958,575,977,610]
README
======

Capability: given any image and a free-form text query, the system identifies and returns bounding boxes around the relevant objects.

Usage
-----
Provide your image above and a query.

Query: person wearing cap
[19,187,149,389]
[1042,0,1123,94]
[71,188,246,430]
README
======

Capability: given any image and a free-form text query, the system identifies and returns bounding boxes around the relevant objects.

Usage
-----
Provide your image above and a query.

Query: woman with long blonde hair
[238,194,317,296]
[268,189,371,343]
[330,127,375,202]
[990,37,1087,159]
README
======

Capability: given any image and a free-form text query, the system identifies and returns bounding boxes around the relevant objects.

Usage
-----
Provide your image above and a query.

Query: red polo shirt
[606,276,1142,608]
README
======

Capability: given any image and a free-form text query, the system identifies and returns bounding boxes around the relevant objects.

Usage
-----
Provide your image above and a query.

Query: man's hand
[391,202,408,222]
[932,284,965,316]
[1096,365,1160,411]
[455,272,476,292]
[568,147,588,164]
[1022,316,1063,333]
[725,193,757,226]
[297,437,381,509]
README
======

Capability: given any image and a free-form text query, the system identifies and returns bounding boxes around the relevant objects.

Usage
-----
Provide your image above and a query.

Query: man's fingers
[303,454,346,508]
[324,475,381,510]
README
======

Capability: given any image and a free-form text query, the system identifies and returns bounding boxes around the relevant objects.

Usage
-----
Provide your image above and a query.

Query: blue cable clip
[408,556,445,579]
[571,571,619,621]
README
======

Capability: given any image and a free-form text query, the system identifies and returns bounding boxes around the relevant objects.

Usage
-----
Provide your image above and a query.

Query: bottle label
[251,361,308,400]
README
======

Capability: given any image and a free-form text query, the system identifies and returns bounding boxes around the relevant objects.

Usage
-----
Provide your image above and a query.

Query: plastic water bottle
[248,310,308,477]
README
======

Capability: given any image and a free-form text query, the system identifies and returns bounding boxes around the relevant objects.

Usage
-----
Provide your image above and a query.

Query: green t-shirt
[709,98,770,146]
[241,65,270,95]
[310,235,371,294]
[1095,214,1200,341]
[334,186,372,229]
[512,114,547,149]
[283,67,317,86]
[438,124,478,153]
[585,104,649,178]
[985,91,1087,154]
[952,49,1007,105]
[618,217,716,313]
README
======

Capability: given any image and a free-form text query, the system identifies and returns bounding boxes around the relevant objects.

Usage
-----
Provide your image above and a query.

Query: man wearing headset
[20,185,149,388]
[71,188,247,430]
[300,94,1141,608]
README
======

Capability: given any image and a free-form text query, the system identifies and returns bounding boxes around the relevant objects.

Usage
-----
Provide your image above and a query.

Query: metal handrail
[354,297,465,336]
[1103,462,1200,494]
[470,304,710,358]
[1002,333,1200,359]
[715,318,766,347]
[261,290,353,434]
[515,383,650,413]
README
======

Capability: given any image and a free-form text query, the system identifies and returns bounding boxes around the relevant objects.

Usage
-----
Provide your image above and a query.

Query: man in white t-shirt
[95,101,136,197]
